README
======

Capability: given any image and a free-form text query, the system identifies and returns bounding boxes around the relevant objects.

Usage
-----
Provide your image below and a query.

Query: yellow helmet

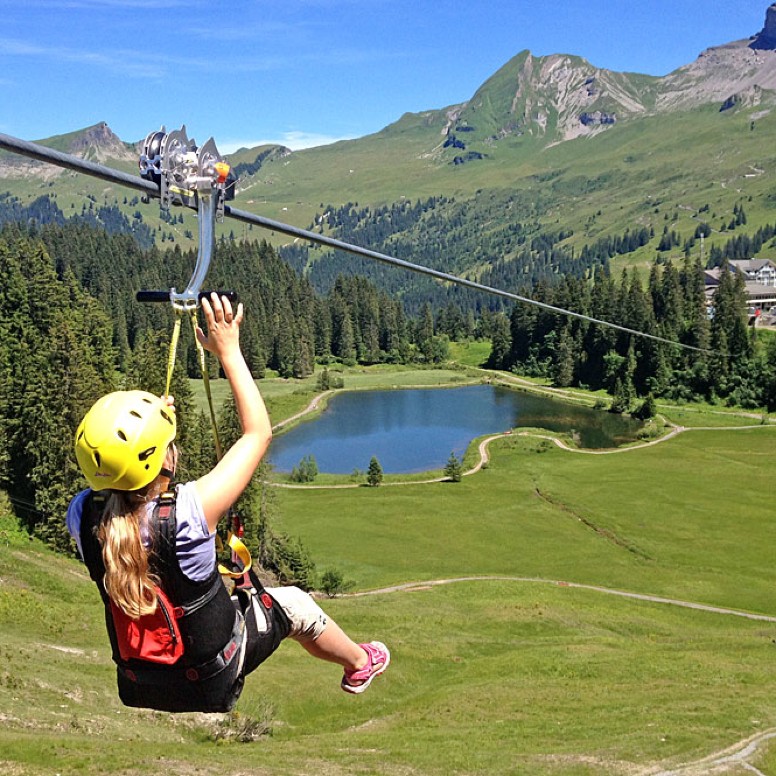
[74,391,176,491]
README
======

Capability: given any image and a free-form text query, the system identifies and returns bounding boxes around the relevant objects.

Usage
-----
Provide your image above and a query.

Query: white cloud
[221,131,356,154]
[0,34,242,80]
[0,36,163,77]
[0,0,193,8]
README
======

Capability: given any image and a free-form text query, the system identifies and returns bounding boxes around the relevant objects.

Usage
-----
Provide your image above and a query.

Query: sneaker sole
[341,642,391,695]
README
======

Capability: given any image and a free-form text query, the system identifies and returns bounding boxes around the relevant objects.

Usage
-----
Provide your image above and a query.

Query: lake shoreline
[266,378,645,480]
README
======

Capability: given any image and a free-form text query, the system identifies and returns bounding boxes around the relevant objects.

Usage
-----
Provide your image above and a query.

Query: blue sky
[0,0,771,152]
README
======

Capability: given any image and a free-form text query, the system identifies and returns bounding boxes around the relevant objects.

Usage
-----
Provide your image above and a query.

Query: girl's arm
[193,293,272,533]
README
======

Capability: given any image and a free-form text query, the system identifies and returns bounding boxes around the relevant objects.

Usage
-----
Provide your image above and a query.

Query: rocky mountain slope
[0,121,137,179]
[415,3,776,162]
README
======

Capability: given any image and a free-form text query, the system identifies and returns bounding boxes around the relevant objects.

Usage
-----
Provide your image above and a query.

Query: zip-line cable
[222,208,715,354]
[0,130,715,355]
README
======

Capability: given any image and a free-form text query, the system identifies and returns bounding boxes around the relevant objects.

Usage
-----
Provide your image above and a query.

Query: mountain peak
[751,3,776,49]
[439,50,656,154]
[69,121,119,150]
[65,121,136,163]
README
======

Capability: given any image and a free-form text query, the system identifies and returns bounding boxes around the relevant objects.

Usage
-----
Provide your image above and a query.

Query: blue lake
[268,384,642,474]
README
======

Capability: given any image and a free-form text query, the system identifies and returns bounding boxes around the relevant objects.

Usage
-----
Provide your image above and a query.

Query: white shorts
[265,586,328,643]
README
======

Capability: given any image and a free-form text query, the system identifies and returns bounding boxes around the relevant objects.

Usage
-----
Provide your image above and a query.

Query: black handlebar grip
[136,290,239,304]
[135,290,171,303]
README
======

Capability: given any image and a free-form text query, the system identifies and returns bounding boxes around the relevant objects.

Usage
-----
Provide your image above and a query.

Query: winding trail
[344,576,776,775]
[648,729,776,776]
[271,389,336,432]
[345,575,776,623]
[271,382,776,772]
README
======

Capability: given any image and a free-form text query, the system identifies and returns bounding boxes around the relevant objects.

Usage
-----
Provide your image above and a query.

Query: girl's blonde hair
[98,487,162,619]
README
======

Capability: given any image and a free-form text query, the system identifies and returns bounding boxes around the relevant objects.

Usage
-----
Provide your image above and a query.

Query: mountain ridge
[6,5,776,175]
[5,4,776,287]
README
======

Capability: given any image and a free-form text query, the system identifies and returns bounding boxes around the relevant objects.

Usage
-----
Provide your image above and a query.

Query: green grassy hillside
[2,403,775,775]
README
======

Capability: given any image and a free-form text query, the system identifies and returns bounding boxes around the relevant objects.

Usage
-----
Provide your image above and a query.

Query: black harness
[79,490,290,713]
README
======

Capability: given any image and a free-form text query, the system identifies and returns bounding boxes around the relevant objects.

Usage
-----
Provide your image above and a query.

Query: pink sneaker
[341,641,390,694]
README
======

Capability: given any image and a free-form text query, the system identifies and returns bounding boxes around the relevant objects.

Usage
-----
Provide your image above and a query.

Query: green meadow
[2,367,776,775]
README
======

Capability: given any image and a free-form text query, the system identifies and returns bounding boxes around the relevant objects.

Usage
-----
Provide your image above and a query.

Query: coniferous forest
[2,215,776,564]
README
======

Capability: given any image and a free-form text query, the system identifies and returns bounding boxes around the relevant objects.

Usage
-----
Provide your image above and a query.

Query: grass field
[2,366,776,775]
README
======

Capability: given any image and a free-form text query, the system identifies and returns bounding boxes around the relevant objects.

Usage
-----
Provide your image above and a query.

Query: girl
[67,293,389,712]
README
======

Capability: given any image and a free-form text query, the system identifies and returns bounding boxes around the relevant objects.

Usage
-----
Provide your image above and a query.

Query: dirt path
[271,389,336,432]
[647,729,776,775]
[346,575,776,623]
[346,576,776,775]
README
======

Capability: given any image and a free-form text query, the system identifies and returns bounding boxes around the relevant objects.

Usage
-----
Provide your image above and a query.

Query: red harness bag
[109,588,184,665]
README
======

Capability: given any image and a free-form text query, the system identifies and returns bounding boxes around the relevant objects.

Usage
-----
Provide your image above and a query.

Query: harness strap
[152,489,234,612]
[217,531,253,580]
[118,606,246,685]
[164,315,182,400]
[162,307,222,460]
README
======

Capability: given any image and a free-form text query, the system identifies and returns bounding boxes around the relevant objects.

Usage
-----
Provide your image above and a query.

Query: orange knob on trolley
[214,162,230,184]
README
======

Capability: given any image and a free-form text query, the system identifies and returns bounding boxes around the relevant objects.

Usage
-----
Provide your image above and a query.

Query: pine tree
[416,303,435,362]
[487,312,511,370]
[330,295,356,364]
[634,393,657,420]
[271,308,296,378]
[552,325,575,388]
[444,451,463,482]
[711,261,751,387]
[367,456,383,487]
[269,533,317,590]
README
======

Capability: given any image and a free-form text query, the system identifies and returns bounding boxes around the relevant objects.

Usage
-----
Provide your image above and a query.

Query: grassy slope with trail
[2,365,776,775]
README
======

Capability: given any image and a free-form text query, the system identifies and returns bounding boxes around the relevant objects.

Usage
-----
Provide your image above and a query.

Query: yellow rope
[164,308,223,462]
[189,309,223,461]
[164,315,182,399]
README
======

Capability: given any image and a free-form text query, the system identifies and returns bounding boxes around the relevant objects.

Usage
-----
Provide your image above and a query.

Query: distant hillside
[4,6,776,297]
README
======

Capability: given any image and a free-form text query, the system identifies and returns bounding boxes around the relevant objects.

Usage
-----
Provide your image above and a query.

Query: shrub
[319,568,355,597]
[290,454,318,483]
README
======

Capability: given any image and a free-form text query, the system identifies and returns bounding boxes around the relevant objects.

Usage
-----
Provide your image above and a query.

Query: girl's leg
[302,620,390,694]
[299,619,368,670]
[266,586,368,669]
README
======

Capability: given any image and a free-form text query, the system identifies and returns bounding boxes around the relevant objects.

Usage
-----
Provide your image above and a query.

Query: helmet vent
[130,410,142,419]
[94,452,101,467]
[160,409,173,425]
[116,430,127,441]
[137,446,156,462]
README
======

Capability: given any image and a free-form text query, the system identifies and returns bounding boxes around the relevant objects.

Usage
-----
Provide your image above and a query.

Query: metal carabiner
[137,128,236,310]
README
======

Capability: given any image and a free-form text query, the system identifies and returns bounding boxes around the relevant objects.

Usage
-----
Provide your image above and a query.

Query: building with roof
[704,259,776,314]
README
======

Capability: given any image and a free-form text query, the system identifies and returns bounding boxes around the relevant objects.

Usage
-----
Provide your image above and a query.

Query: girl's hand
[196,292,244,358]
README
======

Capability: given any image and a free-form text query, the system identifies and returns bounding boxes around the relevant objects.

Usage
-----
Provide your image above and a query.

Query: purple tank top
[66,482,216,582]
